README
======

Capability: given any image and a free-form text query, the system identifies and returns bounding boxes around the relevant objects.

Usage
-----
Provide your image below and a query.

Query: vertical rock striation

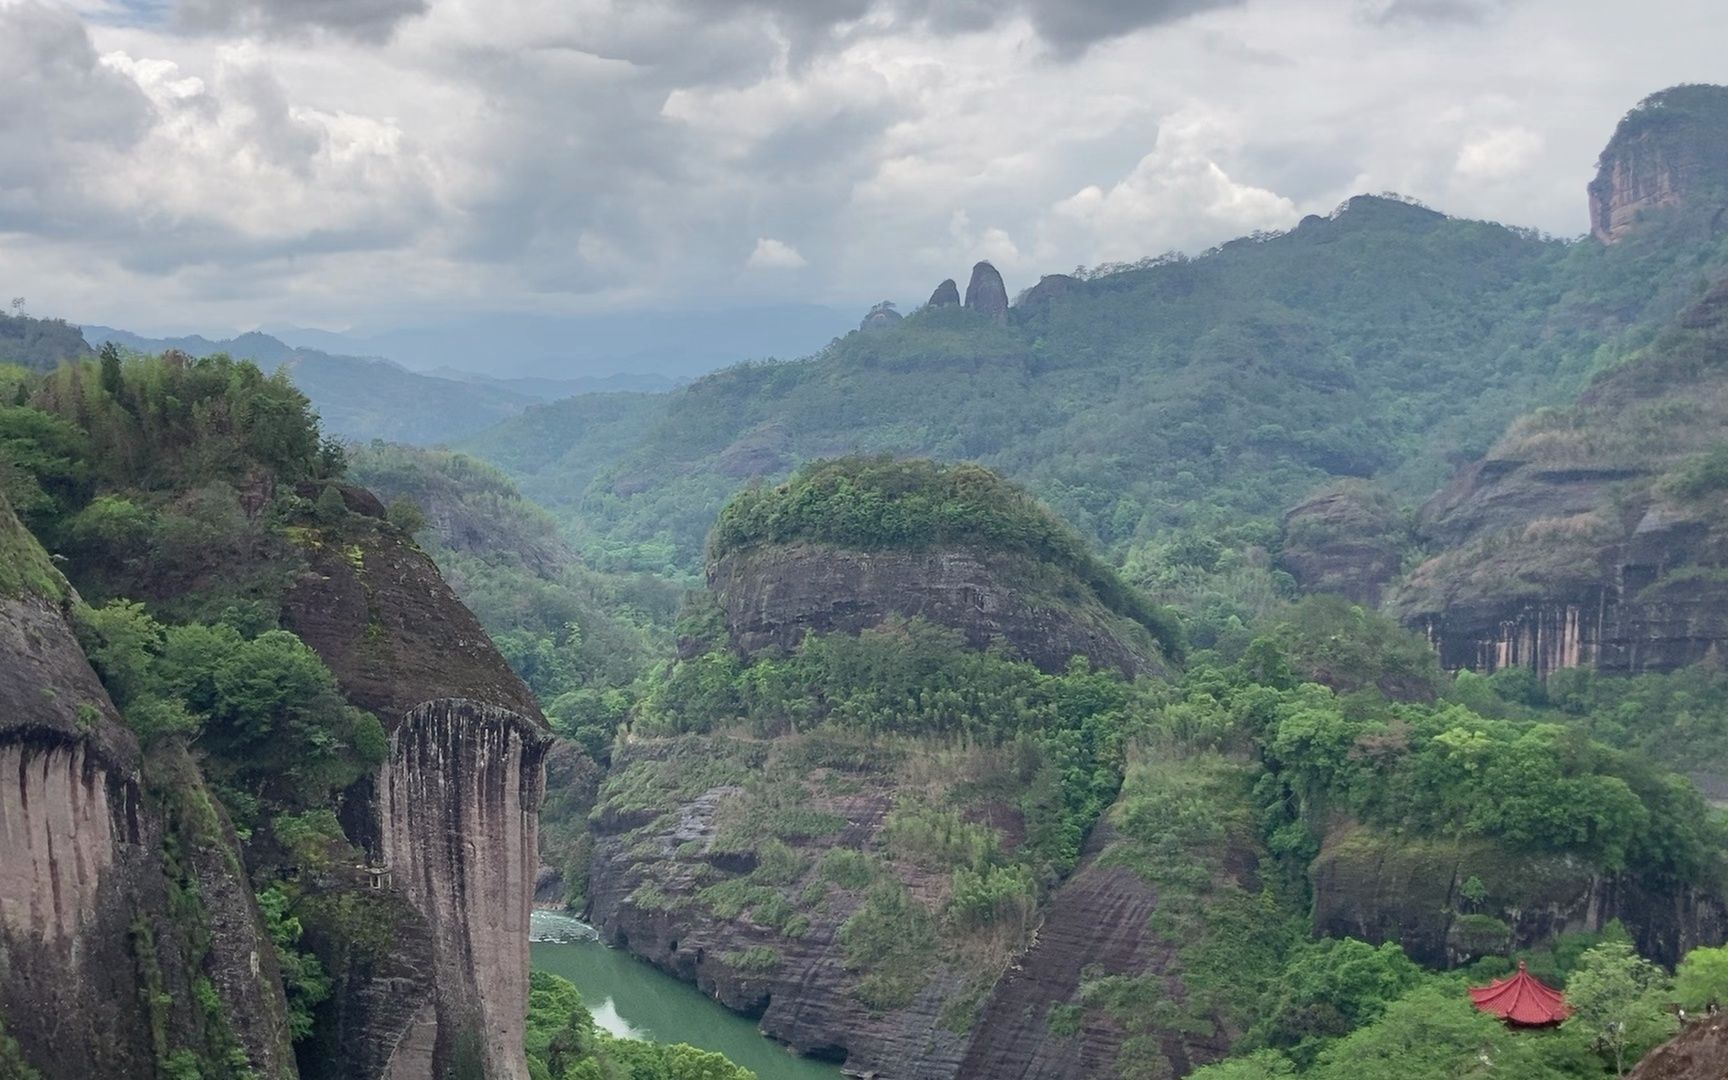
[0,539,293,1079]
[378,700,546,1080]
[1588,84,1728,243]
[282,500,551,1079]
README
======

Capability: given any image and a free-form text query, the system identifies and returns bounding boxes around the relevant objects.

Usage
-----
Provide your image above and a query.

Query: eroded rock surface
[1589,85,1728,243]
[1629,1017,1728,1080]
[710,544,1163,677]
[280,504,550,1080]
[1391,281,1728,680]
[1311,822,1725,969]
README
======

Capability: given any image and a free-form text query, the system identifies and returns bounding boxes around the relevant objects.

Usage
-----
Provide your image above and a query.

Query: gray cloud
[173,0,427,42]
[0,3,152,220]
[1364,0,1515,25]
[673,0,1241,60]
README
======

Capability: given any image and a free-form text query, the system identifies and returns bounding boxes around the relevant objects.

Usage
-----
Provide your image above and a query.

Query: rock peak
[1588,83,1728,243]
[963,261,1009,324]
[927,278,960,308]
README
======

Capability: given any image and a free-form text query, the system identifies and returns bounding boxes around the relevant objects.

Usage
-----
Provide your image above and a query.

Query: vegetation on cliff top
[711,456,1182,655]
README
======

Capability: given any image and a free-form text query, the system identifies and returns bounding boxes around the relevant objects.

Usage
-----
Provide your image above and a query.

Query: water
[530,910,839,1080]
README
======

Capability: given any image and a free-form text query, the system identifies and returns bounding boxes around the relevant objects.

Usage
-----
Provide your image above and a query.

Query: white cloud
[747,237,809,269]
[1454,125,1543,181]
[1045,107,1299,263]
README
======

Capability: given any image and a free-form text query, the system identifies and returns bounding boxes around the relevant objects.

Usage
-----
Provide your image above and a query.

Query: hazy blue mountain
[262,303,851,379]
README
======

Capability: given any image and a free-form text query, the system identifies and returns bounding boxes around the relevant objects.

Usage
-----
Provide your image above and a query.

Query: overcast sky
[2,0,1723,335]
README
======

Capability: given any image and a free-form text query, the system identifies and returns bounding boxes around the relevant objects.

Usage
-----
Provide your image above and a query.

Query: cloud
[1045,107,1299,263]
[1025,0,1246,56]
[1454,125,1543,181]
[747,237,809,268]
[1360,0,1515,26]
[669,0,1243,60]
[0,1,153,208]
[173,0,426,42]
[8,0,1727,342]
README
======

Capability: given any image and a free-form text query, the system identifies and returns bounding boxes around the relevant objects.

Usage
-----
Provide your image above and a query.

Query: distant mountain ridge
[77,326,676,444]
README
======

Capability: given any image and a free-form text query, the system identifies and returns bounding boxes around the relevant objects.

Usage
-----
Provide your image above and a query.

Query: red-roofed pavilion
[1469,961,1572,1027]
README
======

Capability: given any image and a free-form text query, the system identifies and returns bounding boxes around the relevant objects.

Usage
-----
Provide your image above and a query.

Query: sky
[1,0,1724,337]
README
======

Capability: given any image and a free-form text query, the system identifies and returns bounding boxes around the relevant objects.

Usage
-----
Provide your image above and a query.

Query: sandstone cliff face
[1588,85,1728,243]
[710,544,1164,677]
[1310,823,1725,969]
[281,502,550,1080]
[1391,281,1728,680]
[956,822,1232,1080]
[0,569,293,1079]
[586,735,1014,1078]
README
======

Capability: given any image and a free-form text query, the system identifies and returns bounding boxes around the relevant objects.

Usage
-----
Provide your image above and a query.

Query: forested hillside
[463,193,1728,587]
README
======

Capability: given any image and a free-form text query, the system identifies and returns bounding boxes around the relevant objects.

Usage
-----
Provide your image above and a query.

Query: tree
[1311,982,1573,1080]
[1674,944,1728,1012]
[314,484,347,525]
[98,343,123,401]
[1563,941,1677,1077]
[386,495,426,536]
[1188,1051,1296,1080]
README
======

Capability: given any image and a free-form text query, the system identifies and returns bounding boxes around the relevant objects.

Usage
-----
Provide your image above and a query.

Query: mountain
[0,311,94,371]
[1390,279,1728,679]
[265,303,852,380]
[83,326,542,444]
[463,188,1728,580]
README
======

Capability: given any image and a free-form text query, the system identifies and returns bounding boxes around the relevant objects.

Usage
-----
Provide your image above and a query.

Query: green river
[529,911,839,1080]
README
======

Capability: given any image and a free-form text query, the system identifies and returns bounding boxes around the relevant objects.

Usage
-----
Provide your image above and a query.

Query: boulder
[927,278,961,308]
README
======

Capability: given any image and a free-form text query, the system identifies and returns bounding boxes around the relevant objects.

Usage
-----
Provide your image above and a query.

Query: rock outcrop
[1629,1017,1728,1080]
[963,262,1010,324]
[281,495,550,1080]
[860,302,904,334]
[927,278,961,308]
[1277,483,1405,605]
[1310,822,1725,969]
[956,824,1229,1080]
[1588,84,1728,243]
[1014,274,1080,320]
[586,735,1016,1078]
[0,499,294,1080]
[710,543,1165,677]
[1391,280,1728,680]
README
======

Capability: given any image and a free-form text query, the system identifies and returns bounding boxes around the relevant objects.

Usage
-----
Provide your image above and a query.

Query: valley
[6,76,1728,1080]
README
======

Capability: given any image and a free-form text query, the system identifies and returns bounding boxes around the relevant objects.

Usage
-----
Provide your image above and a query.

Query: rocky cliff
[281,490,549,1080]
[0,499,295,1080]
[585,734,1018,1078]
[1277,482,1406,606]
[1391,280,1728,679]
[1589,84,1728,243]
[1310,822,1724,970]
[927,278,961,308]
[711,543,1165,677]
